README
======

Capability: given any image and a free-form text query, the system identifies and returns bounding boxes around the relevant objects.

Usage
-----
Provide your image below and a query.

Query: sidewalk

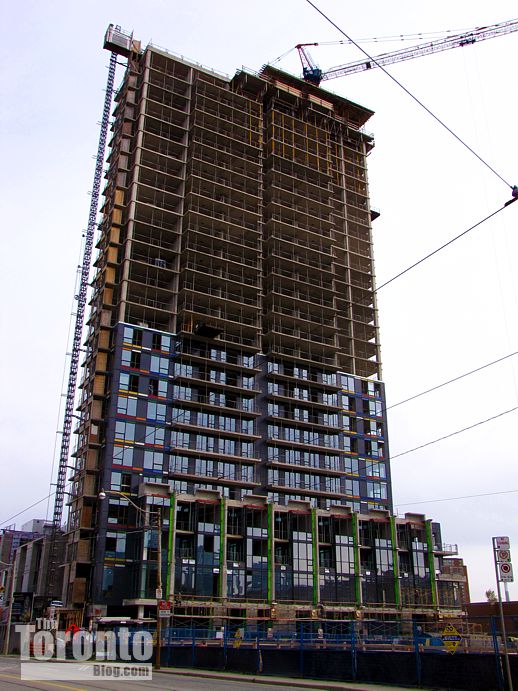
[155,666,437,690]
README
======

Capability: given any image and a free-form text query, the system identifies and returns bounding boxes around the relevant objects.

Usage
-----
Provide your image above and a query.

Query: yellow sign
[442,624,462,654]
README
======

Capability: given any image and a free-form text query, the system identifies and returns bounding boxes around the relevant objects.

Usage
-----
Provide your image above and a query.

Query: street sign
[442,624,462,654]
[499,562,514,582]
[497,549,511,562]
[495,536,510,549]
[155,588,163,600]
[158,600,171,617]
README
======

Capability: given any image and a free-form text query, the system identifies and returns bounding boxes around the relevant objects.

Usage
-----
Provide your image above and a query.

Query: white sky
[1,0,517,602]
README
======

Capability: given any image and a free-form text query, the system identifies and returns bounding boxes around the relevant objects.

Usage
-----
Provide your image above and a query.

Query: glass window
[149,377,168,398]
[222,438,236,455]
[144,450,164,472]
[210,348,226,362]
[294,387,309,401]
[120,372,139,393]
[117,396,137,417]
[321,371,337,386]
[105,531,127,558]
[152,332,171,352]
[147,401,167,422]
[209,369,226,384]
[241,419,254,434]
[365,460,386,478]
[115,421,135,442]
[241,396,254,411]
[172,431,190,448]
[294,407,309,422]
[107,499,129,525]
[209,390,226,406]
[344,479,360,496]
[241,354,255,368]
[321,412,338,426]
[113,446,134,467]
[173,385,193,401]
[344,457,359,474]
[110,471,131,493]
[144,425,165,446]
[322,392,338,406]
[121,350,141,369]
[343,416,356,432]
[174,363,194,378]
[268,468,279,485]
[294,366,309,380]
[366,482,387,500]
[195,458,214,477]
[268,382,280,395]
[241,441,255,458]
[267,424,280,439]
[268,402,279,417]
[340,374,355,392]
[150,355,169,375]
[123,327,142,347]
[170,455,189,473]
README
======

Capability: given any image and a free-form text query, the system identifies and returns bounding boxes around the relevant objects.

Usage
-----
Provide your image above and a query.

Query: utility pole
[155,509,162,671]
[492,536,513,691]
[2,554,17,655]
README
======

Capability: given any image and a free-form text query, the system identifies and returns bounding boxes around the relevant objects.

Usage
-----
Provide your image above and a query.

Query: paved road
[0,656,429,691]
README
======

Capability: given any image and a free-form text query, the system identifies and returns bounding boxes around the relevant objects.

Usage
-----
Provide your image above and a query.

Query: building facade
[62,28,465,623]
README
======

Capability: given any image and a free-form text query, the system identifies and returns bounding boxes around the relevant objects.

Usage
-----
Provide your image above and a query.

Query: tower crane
[296,18,518,86]
[44,25,135,603]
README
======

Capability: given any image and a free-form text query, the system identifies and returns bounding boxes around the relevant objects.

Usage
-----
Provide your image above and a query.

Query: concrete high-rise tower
[62,28,464,624]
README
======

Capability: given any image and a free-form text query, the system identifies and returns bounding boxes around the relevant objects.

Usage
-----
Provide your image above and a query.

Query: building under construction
[61,27,467,626]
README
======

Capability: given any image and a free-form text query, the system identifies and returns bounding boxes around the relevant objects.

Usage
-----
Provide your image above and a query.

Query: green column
[219,496,227,599]
[389,515,401,607]
[267,502,274,602]
[352,512,362,606]
[311,508,319,606]
[425,520,438,608]
[166,492,176,599]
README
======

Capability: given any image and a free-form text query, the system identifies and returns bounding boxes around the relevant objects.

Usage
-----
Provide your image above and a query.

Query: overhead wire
[395,488,518,508]
[5,483,518,537]
[305,0,513,190]
[0,492,57,529]
[376,199,516,291]
[391,405,518,459]
[386,349,518,410]
[45,14,518,524]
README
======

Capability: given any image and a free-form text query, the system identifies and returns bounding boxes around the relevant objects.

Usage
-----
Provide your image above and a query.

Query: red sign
[158,600,171,611]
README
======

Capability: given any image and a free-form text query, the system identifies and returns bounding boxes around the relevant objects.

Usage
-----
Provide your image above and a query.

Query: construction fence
[156,617,518,690]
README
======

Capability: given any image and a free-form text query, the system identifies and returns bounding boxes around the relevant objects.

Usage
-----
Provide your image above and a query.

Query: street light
[98,488,164,669]
[1,558,15,655]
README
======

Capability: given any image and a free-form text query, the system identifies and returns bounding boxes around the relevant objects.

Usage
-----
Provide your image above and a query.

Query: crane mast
[45,25,133,601]
[296,18,518,85]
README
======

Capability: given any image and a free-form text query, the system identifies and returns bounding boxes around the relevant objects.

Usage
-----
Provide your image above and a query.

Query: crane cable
[270,26,477,64]
[305,0,514,190]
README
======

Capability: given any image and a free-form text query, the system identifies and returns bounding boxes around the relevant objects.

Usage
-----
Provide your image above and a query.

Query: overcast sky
[1,0,517,602]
